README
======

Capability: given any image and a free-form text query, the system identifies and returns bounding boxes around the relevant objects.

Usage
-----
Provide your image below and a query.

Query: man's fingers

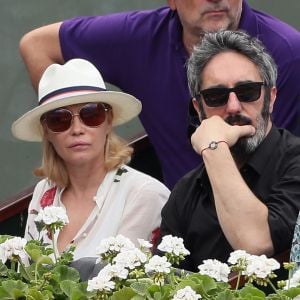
[235,124,256,138]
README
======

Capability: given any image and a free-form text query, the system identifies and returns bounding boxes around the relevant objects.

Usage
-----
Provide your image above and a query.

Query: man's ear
[167,0,176,10]
[192,98,201,115]
[269,87,277,114]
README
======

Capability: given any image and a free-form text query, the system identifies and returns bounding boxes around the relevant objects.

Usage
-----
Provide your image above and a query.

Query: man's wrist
[200,140,229,156]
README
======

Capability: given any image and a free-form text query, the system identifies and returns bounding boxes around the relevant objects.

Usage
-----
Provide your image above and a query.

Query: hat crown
[38,59,106,103]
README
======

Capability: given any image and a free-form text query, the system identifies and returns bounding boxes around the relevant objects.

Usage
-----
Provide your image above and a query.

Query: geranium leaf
[215,289,235,300]
[0,286,11,299]
[53,265,80,282]
[111,287,138,300]
[60,280,89,299]
[239,284,266,298]
[1,280,28,298]
[0,261,8,275]
[130,281,149,295]
[36,255,54,265]
[279,286,300,298]
[26,288,46,300]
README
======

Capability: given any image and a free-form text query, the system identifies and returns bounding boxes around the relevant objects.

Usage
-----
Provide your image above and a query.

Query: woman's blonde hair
[34,131,133,188]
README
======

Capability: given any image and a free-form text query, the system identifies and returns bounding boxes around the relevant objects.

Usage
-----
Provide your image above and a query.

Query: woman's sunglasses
[41,102,111,133]
[196,82,265,107]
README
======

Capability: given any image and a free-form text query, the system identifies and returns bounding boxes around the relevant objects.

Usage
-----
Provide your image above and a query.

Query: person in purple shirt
[19,0,300,189]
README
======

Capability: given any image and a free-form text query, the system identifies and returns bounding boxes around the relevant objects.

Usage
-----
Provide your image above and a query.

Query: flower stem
[267,278,280,295]
[18,257,32,281]
[11,260,16,272]
[235,273,241,290]
[50,229,58,263]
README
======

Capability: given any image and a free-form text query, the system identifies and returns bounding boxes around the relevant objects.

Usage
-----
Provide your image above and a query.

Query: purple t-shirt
[60,0,300,189]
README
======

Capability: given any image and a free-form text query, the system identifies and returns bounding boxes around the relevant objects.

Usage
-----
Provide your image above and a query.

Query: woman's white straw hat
[12,58,142,142]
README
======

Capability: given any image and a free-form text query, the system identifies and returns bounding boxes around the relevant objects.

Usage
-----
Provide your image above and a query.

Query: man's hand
[191,115,255,155]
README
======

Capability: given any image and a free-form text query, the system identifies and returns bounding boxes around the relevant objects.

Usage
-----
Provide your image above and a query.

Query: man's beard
[198,94,270,163]
[225,113,268,163]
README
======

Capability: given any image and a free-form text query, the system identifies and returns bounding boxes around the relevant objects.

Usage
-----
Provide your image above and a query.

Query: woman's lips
[68,142,90,149]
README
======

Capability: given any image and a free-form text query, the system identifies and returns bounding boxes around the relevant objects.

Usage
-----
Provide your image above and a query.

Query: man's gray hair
[187,30,278,97]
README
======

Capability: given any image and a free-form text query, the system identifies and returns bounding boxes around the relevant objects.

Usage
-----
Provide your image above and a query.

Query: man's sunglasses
[41,102,111,133]
[196,82,265,107]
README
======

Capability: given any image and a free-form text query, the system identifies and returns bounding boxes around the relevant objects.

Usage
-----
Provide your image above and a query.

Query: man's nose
[225,91,242,114]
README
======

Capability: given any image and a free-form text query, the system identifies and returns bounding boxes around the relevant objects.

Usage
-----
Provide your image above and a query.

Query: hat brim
[12,91,142,142]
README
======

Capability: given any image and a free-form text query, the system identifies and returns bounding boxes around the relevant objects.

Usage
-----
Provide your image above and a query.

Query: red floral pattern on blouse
[151,227,161,249]
[40,187,57,208]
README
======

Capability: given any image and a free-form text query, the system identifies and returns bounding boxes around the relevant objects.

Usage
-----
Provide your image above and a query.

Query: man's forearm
[202,142,274,256]
[19,22,64,91]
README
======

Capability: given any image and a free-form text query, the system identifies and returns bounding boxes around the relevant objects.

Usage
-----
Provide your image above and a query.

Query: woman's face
[43,103,112,168]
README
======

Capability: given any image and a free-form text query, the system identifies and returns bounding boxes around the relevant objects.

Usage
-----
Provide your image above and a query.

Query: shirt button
[83,232,88,238]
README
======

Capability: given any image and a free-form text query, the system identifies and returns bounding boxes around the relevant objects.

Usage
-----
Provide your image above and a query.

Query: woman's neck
[64,161,107,202]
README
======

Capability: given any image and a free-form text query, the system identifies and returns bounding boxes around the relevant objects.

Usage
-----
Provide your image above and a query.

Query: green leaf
[26,288,47,300]
[52,265,80,282]
[239,284,266,298]
[215,289,235,300]
[111,287,138,300]
[278,286,300,298]
[0,286,11,299]
[1,280,28,298]
[60,280,90,299]
[0,261,9,276]
[131,281,151,296]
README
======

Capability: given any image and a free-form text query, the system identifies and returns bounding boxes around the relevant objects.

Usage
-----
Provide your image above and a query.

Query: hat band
[39,86,106,105]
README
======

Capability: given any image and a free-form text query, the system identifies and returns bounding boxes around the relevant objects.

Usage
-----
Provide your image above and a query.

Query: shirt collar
[169,9,189,57]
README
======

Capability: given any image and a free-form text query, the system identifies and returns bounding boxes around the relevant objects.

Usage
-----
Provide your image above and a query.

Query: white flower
[145,255,171,274]
[87,274,115,292]
[198,259,230,282]
[96,235,135,256]
[0,237,28,264]
[285,268,300,289]
[157,235,190,256]
[138,239,152,249]
[172,286,201,300]
[35,206,69,226]
[98,263,129,280]
[228,250,251,265]
[245,255,280,279]
[113,248,147,269]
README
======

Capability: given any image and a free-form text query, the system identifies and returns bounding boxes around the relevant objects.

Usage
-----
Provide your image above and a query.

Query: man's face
[194,51,276,159]
[167,0,242,36]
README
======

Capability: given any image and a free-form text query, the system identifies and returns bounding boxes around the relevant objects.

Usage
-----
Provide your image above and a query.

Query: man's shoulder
[172,164,204,192]
[63,6,172,28]
[278,128,300,152]
[242,4,300,58]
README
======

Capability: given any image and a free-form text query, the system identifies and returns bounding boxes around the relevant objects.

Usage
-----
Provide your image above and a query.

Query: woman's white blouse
[25,165,170,260]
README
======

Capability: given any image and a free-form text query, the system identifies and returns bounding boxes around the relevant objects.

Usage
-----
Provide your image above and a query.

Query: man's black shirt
[159,126,300,272]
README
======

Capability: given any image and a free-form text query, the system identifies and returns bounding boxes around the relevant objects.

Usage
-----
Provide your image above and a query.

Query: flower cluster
[1,204,300,299]
[0,236,27,264]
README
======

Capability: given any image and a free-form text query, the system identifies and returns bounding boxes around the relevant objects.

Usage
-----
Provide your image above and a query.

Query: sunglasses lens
[80,103,107,127]
[235,82,262,102]
[199,82,263,107]
[44,109,72,132]
[201,89,228,107]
